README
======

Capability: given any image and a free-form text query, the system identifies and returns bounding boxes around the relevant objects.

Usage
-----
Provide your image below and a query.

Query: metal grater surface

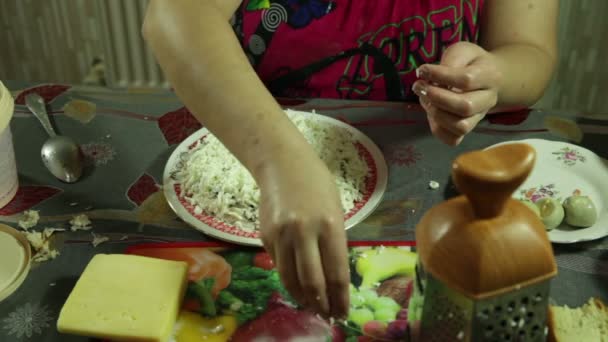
[419,270,551,342]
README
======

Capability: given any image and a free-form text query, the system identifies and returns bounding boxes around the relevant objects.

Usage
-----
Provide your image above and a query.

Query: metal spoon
[25,94,84,183]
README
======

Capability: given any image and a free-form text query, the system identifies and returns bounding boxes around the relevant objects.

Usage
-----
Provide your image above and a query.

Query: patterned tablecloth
[0,82,607,341]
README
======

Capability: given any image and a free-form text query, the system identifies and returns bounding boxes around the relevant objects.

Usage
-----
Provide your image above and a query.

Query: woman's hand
[412,42,502,146]
[257,150,350,319]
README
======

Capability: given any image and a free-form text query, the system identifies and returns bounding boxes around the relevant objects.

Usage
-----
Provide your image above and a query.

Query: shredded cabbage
[173,111,370,232]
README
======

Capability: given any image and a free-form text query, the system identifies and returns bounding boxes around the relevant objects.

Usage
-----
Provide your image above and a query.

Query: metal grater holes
[476,292,548,341]
[427,294,467,342]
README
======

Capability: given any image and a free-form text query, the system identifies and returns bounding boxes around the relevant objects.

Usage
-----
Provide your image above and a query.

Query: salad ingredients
[563,195,597,227]
[230,293,332,342]
[129,247,231,296]
[173,311,237,342]
[355,247,417,288]
[536,198,565,230]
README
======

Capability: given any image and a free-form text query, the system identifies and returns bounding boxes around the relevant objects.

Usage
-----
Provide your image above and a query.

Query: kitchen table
[0,82,606,341]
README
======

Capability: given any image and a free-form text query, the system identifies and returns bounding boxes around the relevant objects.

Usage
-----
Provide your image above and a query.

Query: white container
[0,81,18,209]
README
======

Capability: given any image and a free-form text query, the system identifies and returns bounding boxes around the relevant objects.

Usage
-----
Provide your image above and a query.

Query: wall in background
[1,0,607,113]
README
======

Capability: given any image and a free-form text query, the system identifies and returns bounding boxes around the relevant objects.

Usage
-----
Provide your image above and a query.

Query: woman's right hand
[257,150,351,319]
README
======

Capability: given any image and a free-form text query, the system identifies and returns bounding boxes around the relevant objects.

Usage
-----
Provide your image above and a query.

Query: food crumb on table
[70,214,92,231]
[18,210,40,230]
[91,232,109,247]
[428,180,440,190]
[25,227,63,262]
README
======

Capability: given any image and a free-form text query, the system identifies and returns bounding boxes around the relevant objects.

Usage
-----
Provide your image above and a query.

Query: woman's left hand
[412,42,503,146]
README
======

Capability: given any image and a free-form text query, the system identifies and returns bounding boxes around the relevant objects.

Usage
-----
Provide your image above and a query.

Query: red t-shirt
[234,0,484,101]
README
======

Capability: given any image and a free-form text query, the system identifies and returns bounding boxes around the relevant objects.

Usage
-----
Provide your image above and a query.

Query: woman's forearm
[490,43,557,107]
[143,0,312,181]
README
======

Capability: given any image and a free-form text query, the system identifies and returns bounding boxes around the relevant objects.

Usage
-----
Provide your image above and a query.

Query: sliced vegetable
[563,195,597,227]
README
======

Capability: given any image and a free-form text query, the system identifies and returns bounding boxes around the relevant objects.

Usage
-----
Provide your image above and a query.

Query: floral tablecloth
[0,82,607,341]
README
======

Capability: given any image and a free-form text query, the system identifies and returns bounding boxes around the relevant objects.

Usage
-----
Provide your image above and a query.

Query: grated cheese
[173,111,370,231]
[25,227,64,262]
[18,210,40,230]
[70,214,92,231]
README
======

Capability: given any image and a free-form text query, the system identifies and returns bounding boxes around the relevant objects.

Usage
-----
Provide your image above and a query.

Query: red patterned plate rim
[163,110,388,246]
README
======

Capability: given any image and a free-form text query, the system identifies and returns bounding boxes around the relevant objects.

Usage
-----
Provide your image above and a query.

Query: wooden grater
[411,143,558,341]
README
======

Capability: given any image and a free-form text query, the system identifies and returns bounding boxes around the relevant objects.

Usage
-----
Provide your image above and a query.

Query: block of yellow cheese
[57,254,188,342]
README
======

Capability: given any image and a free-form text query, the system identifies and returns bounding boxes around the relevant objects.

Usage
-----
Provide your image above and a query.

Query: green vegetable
[355,247,417,288]
[215,266,293,324]
[348,308,374,327]
[519,199,540,217]
[563,195,597,227]
[374,308,398,323]
[222,251,254,270]
[536,198,565,230]
[370,296,400,313]
[189,278,217,317]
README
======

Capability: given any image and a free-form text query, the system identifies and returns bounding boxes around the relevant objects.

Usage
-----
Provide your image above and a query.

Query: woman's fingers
[294,234,330,315]
[413,80,497,117]
[319,217,350,319]
[421,98,465,146]
[274,237,305,308]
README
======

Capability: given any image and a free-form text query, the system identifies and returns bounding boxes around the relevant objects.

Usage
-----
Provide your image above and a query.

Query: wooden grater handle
[451,143,536,219]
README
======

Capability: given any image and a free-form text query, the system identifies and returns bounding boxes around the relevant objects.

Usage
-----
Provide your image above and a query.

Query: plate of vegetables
[487,139,608,244]
[125,242,418,341]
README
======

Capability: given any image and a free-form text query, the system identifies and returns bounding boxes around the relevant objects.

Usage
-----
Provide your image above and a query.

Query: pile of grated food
[173,110,370,232]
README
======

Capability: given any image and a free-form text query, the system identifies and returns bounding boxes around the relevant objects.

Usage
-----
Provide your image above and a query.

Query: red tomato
[253,252,275,270]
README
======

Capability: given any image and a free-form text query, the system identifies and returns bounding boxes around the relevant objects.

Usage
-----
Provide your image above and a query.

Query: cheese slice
[57,254,188,342]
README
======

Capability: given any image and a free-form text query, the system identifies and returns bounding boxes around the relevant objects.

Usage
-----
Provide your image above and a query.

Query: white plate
[487,139,608,244]
[163,110,388,246]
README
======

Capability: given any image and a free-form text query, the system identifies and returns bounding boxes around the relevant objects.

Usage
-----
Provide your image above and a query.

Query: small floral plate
[488,139,608,244]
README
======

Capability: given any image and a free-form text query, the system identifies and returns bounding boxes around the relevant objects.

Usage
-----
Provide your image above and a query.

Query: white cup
[0,82,18,209]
